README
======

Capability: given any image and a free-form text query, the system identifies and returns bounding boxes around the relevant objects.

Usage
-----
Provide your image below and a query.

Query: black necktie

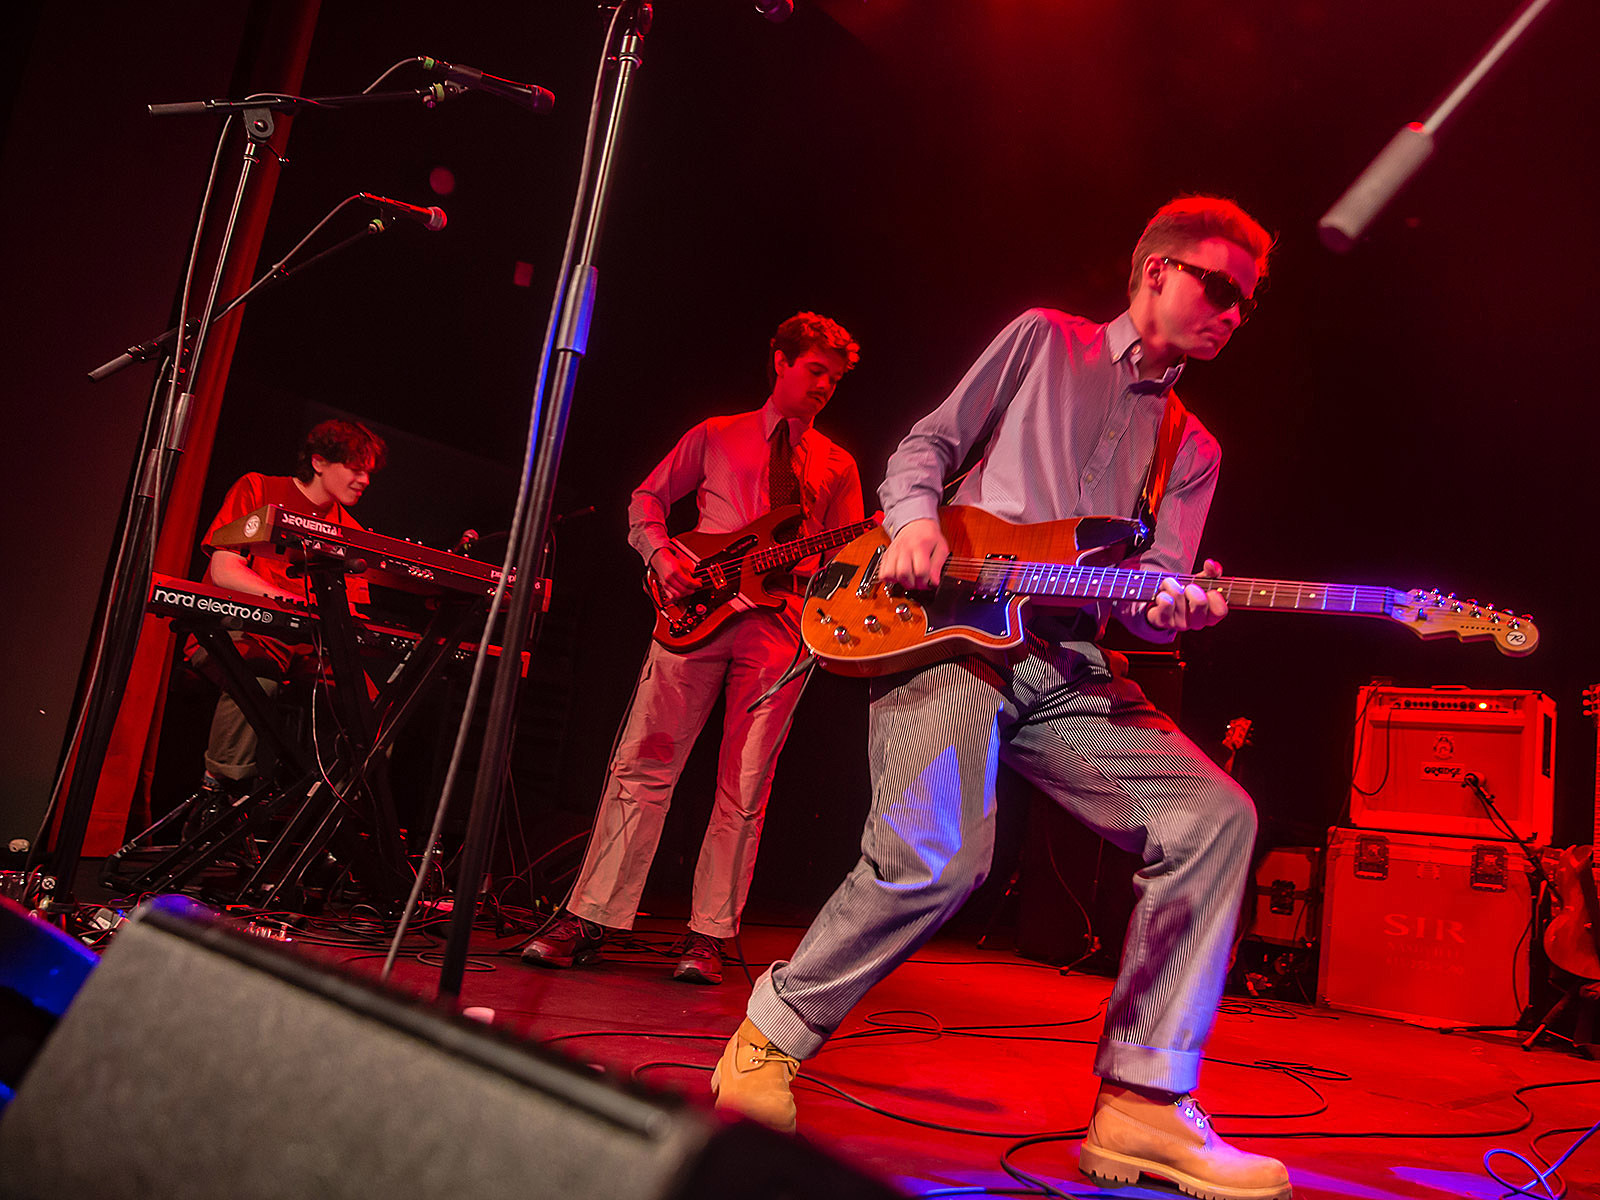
[768,420,802,510]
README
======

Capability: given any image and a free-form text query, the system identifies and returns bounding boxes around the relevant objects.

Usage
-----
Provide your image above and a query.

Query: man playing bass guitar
[710,199,1293,1200]
[523,312,864,985]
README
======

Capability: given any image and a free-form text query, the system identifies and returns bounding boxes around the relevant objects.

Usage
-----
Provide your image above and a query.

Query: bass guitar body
[649,506,806,652]
[800,506,1140,677]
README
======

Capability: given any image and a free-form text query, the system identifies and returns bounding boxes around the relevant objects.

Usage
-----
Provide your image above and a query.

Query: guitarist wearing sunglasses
[711,199,1293,1200]
[522,313,864,986]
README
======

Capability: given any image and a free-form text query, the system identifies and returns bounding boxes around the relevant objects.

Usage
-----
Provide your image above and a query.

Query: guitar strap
[1130,390,1188,554]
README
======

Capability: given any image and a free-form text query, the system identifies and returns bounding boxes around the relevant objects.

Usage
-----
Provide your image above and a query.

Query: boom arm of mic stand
[147,84,465,119]
[88,217,388,381]
[1318,0,1563,251]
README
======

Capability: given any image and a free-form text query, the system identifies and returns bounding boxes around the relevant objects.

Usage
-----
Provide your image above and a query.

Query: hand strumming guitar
[879,517,950,589]
[649,543,701,603]
[1145,559,1229,632]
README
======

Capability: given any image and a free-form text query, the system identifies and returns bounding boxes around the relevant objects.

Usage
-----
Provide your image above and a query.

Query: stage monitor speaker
[1348,685,1555,842]
[0,898,899,1200]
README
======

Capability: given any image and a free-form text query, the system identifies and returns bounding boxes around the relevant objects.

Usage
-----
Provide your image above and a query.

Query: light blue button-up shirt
[878,308,1222,643]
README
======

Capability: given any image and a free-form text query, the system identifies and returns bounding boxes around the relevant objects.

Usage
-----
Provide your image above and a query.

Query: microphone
[420,57,554,113]
[1317,122,1434,253]
[356,192,448,232]
[755,0,795,20]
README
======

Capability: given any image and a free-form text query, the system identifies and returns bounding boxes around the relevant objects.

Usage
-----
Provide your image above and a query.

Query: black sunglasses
[1160,257,1256,322]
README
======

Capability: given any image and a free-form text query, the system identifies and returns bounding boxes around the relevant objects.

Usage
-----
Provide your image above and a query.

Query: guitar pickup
[972,552,1016,601]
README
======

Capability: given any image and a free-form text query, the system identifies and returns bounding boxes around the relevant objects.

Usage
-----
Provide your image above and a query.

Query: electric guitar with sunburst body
[800,506,1540,676]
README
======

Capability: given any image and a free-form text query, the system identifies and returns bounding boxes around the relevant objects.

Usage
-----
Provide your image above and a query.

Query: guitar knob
[833,626,851,644]
[894,603,911,619]
[863,614,881,632]
[694,604,707,615]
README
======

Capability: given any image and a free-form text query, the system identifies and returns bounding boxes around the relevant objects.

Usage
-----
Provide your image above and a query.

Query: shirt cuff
[882,497,942,537]
[1114,598,1177,645]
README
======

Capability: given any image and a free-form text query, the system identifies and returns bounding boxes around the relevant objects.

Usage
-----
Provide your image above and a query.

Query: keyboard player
[186,420,387,804]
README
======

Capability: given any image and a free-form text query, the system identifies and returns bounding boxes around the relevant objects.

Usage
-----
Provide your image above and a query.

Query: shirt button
[1084,472,1095,483]
[1106,430,1117,441]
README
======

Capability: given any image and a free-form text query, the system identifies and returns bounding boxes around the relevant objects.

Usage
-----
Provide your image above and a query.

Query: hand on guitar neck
[1146,558,1228,633]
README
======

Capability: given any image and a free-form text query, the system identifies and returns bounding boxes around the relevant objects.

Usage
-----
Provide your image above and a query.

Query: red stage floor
[304,913,1600,1200]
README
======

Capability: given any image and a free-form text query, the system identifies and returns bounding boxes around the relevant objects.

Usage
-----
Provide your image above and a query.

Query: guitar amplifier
[1348,686,1555,842]
[1318,827,1538,1027]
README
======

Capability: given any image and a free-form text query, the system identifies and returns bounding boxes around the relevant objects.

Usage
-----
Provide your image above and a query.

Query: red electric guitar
[1543,685,1600,980]
[646,506,878,652]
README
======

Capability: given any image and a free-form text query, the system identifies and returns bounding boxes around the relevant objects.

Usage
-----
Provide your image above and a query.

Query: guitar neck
[949,558,1398,616]
[745,520,877,575]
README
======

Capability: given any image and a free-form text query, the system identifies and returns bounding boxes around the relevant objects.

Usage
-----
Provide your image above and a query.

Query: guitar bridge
[857,545,886,598]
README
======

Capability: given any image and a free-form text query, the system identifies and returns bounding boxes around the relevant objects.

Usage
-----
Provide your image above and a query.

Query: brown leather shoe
[1078,1083,1291,1200]
[672,932,724,984]
[519,911,606,969]
[710,1018,800,1133]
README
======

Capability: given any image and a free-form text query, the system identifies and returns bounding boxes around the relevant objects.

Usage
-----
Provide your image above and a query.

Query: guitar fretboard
[943,556,1399,615]
[713,520,879,578]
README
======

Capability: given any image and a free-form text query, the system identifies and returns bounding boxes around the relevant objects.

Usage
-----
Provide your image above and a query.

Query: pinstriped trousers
[747,641,1256,1095]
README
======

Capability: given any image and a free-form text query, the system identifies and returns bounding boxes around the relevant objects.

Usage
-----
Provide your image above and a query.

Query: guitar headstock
[1391,589,1539,656]
[1222,717,1254,752]
[1584,684,1599,721]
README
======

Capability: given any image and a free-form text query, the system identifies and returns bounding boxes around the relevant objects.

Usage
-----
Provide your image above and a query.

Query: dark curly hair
[294,420,387,482]
[767,312,860,386]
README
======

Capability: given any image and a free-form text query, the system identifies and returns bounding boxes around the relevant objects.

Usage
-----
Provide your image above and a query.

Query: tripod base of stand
[1440,980,1600,1055]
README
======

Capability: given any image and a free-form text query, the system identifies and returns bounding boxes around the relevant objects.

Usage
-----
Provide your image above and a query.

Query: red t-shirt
[201,473,370,606]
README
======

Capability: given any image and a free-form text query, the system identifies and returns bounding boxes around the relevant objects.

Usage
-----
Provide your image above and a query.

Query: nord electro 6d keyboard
[208,503,521,598]
[146,574,530,675]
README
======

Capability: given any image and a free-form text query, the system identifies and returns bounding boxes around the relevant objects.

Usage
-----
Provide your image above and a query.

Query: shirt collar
[1107,310,1185,395]
[761,400,811,442]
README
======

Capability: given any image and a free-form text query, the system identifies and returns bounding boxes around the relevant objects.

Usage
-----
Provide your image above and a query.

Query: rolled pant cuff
[747,965,827,1059]
[1094,1039,1201,1095]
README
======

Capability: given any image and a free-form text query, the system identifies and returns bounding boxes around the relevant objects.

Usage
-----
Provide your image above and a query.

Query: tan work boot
[1078,1083,1291,1200]
[709,1018,801,1133]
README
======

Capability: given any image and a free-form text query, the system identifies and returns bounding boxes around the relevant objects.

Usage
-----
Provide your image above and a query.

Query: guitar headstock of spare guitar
[1389,588,1539,656]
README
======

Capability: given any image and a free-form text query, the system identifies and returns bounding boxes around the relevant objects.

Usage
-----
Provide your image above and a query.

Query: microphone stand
[436,2,651,1001]
[36,85,453,910]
